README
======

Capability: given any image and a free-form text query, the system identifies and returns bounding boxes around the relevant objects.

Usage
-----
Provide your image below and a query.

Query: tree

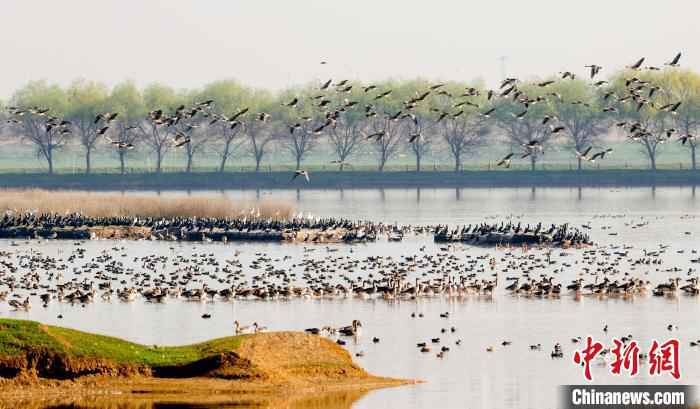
[277,88,323,170]
[440,114,487,171]
[366,82,407,171]
[242,90,277,172]
[368,116,405,171]
[198,80,251,172]
[66,79,109,174]
[662,69,700,170]
[608,70,674,171]
[141,83,184,173]
[10,81,71,174]
[173,95,213,173]
[430,81,488,171]
[324,83,368,171]
[327,113,365,171]
[399,79,437,172]
[106,81,146,174]
[548,79,608,170]
[492,83,555,171]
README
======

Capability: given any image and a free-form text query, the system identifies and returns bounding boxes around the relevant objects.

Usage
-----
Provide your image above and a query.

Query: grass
[0,140,696,174]
[0,189,294,219]
[0,318,243,367]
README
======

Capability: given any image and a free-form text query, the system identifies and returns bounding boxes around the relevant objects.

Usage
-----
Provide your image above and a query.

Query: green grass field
[0,140,696,174]
[0,318,242,367]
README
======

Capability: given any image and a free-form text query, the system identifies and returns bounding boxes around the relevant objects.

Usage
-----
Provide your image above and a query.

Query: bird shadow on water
[8,389,369,409]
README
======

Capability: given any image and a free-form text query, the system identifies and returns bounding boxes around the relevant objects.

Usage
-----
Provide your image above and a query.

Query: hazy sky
[1,0,698,98]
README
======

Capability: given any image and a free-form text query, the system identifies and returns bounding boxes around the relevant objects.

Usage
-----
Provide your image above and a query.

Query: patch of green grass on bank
[0,318,243,367]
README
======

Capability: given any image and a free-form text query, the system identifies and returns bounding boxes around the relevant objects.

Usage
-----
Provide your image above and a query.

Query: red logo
[649,339,681,380]
[573,337,681,381]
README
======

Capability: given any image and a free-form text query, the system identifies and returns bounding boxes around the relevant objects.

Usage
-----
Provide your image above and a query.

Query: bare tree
[327,116,365,171]
[499,118,554,171]
[369,116,405,171]
[111,121,141,175]
[246,120,277,172]
[493,96,554,171]
[140,121,173,173]
[675,112,699,170]
[66,80,108,174]
[174,120,211,173]
[627,117,667,171]
[551,103,608,170]
[9,110,72,174]
[72,118,100,174]
[407,115,435,171]
[282,119,321,169]
[212,120,245,173]
[440,115,487,171]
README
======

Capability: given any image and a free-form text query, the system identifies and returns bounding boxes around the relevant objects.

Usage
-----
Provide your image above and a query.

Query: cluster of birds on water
[0,212,389,242]
[0,226,696,308]
[4,53,692,181]
[0,213,593,248]
[433,222,591,247]
[0,213,697,365]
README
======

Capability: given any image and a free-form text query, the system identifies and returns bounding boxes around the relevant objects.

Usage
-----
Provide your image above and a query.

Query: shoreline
[0,319,412,406]
[0,375,412,408]
[0,170,696,190]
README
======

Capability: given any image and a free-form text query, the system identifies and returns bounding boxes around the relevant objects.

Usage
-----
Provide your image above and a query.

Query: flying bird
[496,153,514,168]
[590,148,613,161]
[585,65,603,79]
[628,57,645,70]
[291,169,310,183]
[665,52,682,67]
[284,98,298,108]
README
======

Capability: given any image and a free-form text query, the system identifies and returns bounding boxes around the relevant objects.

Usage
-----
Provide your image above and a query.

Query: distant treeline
[1,67,699,175]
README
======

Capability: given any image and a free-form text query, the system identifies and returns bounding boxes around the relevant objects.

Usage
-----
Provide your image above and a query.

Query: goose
[234,320,252,335]
[496,153,514,168]
[628,57,645,70]
[339,319,361,336]
[291,170,310,183]
[665,52,682,67]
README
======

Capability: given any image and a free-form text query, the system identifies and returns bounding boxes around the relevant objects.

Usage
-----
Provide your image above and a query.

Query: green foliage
[4,69,700,173]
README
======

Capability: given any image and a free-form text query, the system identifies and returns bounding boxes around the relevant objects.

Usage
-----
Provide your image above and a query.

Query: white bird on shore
[234,320,252,335]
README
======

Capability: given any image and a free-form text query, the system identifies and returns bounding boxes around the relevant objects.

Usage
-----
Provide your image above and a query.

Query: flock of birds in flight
[3,53,692,180]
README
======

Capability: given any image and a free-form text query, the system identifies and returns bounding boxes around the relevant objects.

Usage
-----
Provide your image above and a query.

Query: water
[1,187,699,409]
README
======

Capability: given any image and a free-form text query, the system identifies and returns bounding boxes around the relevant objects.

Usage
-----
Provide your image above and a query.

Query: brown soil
[286,228,347,243]
[0,332,412,407]
[88,226,152,240]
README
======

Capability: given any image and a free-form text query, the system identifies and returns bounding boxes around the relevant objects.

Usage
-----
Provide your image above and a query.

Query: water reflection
[15,388,369,409]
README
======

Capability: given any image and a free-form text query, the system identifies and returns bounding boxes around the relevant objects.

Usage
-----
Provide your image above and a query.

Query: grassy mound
[0,319,366,382]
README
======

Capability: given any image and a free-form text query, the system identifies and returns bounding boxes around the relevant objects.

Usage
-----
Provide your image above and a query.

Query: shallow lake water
[2,187,699,409]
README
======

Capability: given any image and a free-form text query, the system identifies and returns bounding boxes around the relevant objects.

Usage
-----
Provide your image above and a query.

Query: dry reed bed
[0,189,294,219]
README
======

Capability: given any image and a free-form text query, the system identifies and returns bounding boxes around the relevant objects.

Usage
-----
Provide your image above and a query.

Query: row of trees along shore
[1,68,699,175]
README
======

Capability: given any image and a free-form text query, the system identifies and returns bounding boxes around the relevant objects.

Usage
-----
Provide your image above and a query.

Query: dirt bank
[0,320,411,405]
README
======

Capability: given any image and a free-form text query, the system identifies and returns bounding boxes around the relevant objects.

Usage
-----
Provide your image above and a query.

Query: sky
[0,0,698,98]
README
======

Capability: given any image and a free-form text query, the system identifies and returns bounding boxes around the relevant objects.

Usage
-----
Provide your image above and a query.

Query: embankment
[0,169,697,190]
[0,319,409,404]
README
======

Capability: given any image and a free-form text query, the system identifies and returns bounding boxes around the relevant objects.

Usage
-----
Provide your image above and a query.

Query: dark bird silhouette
[291,169,310,183]
[665,52,682,67]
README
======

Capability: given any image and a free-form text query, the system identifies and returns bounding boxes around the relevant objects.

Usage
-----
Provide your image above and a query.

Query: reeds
[0,189,293,219]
